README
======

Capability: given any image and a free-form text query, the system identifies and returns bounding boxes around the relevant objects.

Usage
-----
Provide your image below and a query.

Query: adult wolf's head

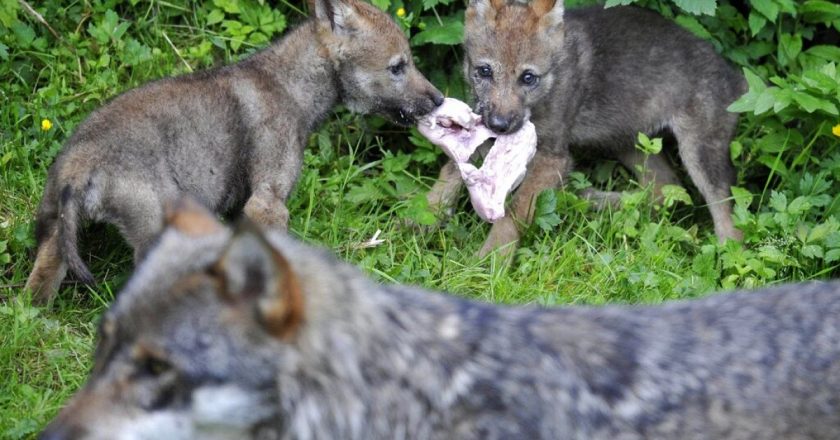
[464,0,565,134]
[314,0,444,125]
[40,199,313,440]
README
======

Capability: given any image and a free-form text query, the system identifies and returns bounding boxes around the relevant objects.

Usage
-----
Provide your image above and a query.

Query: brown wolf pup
[42,199,840,439]
[426,0,745,256]
[26,0,443,303]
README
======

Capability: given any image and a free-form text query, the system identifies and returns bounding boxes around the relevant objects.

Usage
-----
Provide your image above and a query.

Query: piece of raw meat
[418,98,537,222]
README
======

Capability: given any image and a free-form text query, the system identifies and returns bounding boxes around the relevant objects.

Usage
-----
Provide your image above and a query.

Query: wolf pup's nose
[430,90,445,107]
[487,114,512,134]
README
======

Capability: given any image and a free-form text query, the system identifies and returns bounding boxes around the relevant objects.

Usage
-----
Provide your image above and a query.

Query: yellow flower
[396,7,406,17]
[41,119,52,131]
[833,123,840,138]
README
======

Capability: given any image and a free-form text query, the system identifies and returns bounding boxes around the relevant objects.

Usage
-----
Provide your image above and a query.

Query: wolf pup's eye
[477,65,493,79]
[389,61,406,75]
[520,71,539,86]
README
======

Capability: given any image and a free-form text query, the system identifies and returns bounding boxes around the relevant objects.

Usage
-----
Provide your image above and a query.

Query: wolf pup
[426,0,744,256]
[42,199,840,439]
[25,0,443,303]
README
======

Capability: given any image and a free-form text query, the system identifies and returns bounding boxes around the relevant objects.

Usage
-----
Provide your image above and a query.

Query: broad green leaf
[788,196,812,214]
[754,87,777,114]
[750,0,779,22]
[730,140,743,162]
[214,0,241,14]
[820,62,837,79]
[121,38,152,65]
[806,45,840,62]
[778,33,802,67]
[206,9,225,25]
[793,91,838,114]
[635,132,662,155]
[771,88,793,113]
[421,0,454,10]
[371,0,390,10]
[801,244,824,259]
[673,0,717,16]
[0,0,19,27]
[411,19,463,46]
[674,15,713,40]
[802,0,840,23]
[801,70,838,94]
[826,249,840,263]
[112,21,131,41]
[661,185,693,207]
[808,221,836,243]
[758,245,786,264]
[727,94,757,113]
[730,186,753,209]
[744,41,774,59]
[11,21,35,48]
[748,11,767,36]
[346,181,386,204]
[769,191,787,212]
[775,0,797,14]
[744,68,767,92]
[533,190,561,232]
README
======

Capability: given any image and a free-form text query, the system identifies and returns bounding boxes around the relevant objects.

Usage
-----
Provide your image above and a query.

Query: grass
[1,2,838,438]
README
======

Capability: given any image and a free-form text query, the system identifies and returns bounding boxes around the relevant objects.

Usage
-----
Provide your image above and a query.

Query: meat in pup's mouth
[436,117,467,131]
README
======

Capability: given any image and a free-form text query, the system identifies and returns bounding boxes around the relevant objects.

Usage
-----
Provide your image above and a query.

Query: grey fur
[25,0,443,303]
[428,2,745,256]
[42,203,840,439]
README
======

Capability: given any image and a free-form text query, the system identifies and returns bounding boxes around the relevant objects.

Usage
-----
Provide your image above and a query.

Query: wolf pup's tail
[58,185,95,285]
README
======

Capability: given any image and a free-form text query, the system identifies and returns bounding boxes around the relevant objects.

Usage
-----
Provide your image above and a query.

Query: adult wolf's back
[25,0,443,303]
[42,199,840,439]
[428,0,744,256]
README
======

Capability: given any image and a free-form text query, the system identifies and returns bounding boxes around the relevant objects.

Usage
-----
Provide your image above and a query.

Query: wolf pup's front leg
[478,150,571,257]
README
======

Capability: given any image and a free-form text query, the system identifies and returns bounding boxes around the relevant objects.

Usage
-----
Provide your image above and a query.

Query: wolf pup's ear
[467,0,498,25]
[535,0,564,33]
[312,0,359,36]
[164,196,224,237]
[213,224,304,340]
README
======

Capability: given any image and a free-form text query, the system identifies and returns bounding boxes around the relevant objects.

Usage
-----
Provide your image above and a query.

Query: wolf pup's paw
[244,192,290,231]
[477,217,520,259]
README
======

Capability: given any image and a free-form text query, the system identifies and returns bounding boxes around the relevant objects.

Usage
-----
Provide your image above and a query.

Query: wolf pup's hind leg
[426,160,466,219]
[672,113,741,242]
[25,228,68,304]
[617,148,682,201]
[106,180,169,261]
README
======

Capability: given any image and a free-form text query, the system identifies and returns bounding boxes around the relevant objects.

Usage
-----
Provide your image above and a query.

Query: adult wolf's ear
[212,224,305,340]
[311,0,360,36]
[534,0,564,34]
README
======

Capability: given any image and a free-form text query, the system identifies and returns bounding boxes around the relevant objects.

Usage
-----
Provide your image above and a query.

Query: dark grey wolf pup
[426,0,745,256]
[26,0,443,303]
[42,199,840,439]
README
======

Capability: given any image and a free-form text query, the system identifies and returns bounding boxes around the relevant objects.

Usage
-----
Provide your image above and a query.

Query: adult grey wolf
[426,0,744,256]
[26,0,443,303]
[41,199,840,439]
